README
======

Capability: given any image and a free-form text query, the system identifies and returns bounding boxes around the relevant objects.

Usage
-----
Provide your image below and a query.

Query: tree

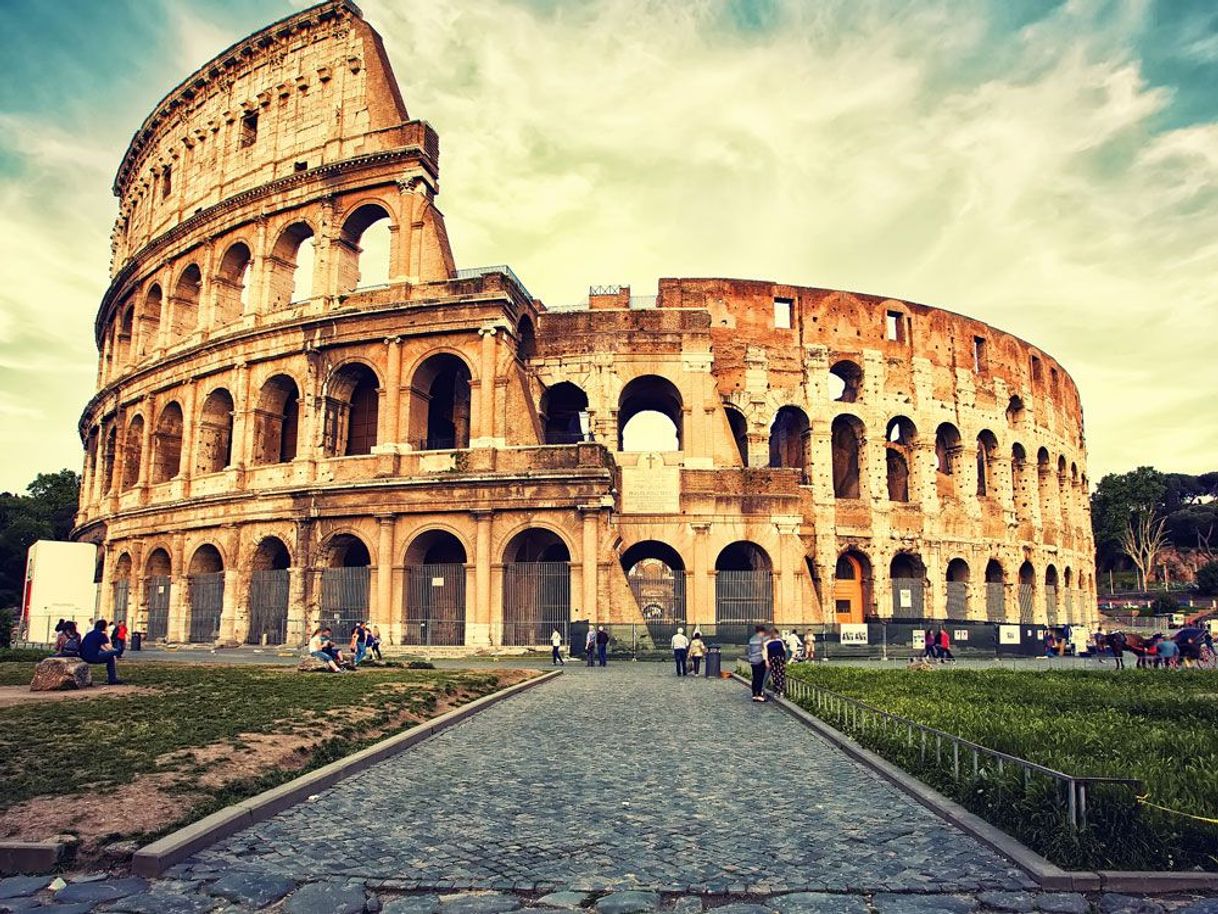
[1197,561,1218,597]
[1091,467,1167,570]
[1120,506,1168,592]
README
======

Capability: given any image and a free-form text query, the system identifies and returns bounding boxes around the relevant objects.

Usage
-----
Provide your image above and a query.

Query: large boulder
[297,655,332,672]
[30,658,92,691]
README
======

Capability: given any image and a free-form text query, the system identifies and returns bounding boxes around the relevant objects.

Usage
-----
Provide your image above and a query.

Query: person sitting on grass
[54,621,81,657]
[80,618,125,685]
[307,627,342,673]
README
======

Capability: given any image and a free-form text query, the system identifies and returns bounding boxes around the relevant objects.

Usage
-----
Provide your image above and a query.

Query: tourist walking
[367,624,383,661]
[766,626,788,697]
[784,629,803,661]
[550,629,565,665]
[112,619,129,657]
[923,629,938,660]
[350,621,369,665]
[671,626,690,676]
[804,629,816,662]
[595,625,609,666]
[80,618,124,685]
[937,627,954,662]
[688,630,707,675]
[747,624,768,702]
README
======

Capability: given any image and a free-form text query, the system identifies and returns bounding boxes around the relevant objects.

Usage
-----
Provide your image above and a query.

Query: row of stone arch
[103,201,398,378]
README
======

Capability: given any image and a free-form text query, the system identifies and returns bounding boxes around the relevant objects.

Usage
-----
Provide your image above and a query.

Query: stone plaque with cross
[622,452,680,514]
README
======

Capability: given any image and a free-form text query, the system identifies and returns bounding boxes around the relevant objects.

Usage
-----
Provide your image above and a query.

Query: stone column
[471,510,493,646]
[178,381,197,499]
[473,326,499,448]
[580,506,599,622]
[232,361,252,470]
[774,517,801,625]
[690,522,711,630]
[381,336,403,445]
[376,515,395,633]
[169,533,188,642]
[137,397,154,491]
[219,525,241,644]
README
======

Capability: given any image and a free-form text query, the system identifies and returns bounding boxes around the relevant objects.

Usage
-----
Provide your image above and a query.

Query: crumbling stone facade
[75,0,1096,648]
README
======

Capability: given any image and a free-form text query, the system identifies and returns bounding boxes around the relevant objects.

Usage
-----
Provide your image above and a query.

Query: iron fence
[247,569,290,645]
[321,566,370,641]
[777,673,1141,829]
[502,562,570,646]
[188,572,225,643]
[1019,583,1036,623]
[986,582,1006,622]
[112,579,130,625]
[144,575,170,640]
[891,577,925,616]
[1045,584,1059,627]
[946,581,968,617]
[715,570,773,640]
[403,563,467,645]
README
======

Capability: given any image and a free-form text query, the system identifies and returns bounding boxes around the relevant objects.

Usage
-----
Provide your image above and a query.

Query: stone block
[29,658,91,692]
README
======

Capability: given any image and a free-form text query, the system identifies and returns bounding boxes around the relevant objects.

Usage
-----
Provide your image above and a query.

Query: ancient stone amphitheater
[75,0,1096,650]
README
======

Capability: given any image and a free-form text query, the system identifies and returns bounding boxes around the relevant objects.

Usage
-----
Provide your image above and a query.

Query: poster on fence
[954,629,968,641]
[911,628,925,648]
[999,624,1021,645]
[899,589,913,609]
[840,623,869,645]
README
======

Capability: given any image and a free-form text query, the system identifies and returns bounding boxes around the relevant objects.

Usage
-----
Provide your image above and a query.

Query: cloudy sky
[0,0,1215,494]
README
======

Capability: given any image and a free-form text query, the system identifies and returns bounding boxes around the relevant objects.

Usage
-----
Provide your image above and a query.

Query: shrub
[1148,593,1179,615]
[1196,560,1218,597]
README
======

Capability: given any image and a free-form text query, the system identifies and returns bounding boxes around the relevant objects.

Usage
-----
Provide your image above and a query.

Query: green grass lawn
[0,659,525,858]
[786,665,1218,871]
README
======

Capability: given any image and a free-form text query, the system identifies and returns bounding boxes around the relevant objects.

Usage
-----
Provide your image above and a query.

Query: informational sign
[954,629,969,641]
[898,589,913,609]
[622,452,680,514]
[999,624,1021,645]
[911,629,925,648]
[840,623,869,645]
[431,577,445,587]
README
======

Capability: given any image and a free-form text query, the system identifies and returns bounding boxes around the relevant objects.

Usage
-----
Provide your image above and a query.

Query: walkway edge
[131,668,562,878]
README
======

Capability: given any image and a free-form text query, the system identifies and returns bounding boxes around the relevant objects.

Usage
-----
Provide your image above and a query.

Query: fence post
[1067,778,1077,828]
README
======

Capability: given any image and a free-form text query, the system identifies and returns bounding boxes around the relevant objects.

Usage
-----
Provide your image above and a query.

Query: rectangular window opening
[240,113,259,148]
[885,310,905,342]
[1030,355,1043,382]
[973,336,987,373]
[773,297,793,329]
[161,165,172,199]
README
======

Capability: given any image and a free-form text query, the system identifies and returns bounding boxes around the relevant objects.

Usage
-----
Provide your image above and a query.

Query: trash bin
[131,632,143,652]
[704,645,721,678]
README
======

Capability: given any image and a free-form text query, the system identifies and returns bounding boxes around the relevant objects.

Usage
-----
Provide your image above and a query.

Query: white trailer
[22,540,98,644]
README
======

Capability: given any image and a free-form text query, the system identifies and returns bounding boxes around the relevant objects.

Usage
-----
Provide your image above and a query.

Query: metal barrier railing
[758,667,1141,829]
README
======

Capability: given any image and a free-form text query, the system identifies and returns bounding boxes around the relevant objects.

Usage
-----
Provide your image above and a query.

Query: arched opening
[268,222,316,309]
[196,388,235,475]
[403,530,468,645]
[540,381,589,445]
[890,552,926,616]
[769,405,810,475]
[325,363,380,457]
[1045,564,1059,626]
[120,415,143,490]
[171,264,202,337]
[619,375,683,451]
[828,360,863,403]
[1057,456,1069,512]
[138,285,162,356]
[946,558,970,617]
[1006,395,1025,427]
[410,354,472,450]
[1011,443,1029,518]
[112,553,132,625]
[985,559,1006,622]
[976,430,998,498]
[517,316,536,361]
[338,203,393,292]
[214,242,252,326]
[1018,560,1036,623]
[253,375,300,465]
[831,414,864,499]
[102,425,117,493]
[725,406,749,467]
[935,423,963,497]
[502,529,571,646]
[715,541,773,635]
[621,540,687,632]
[320,533,371,641]
[885,416,916,503]
[1037,447,1052,519]
[144,547,172,640]
[116,303,135,367]
[187,544,225,643]
[247,536,291,646]
[833,550,872,624]
[151,402,183,484]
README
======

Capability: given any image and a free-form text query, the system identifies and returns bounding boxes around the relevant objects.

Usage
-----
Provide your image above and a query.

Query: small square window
[239,112,258,148]
[773,298,792,329]
[886,310,906,342]
[294,160,308,172]
[1030,355,1043,382]
[973,336,987,372]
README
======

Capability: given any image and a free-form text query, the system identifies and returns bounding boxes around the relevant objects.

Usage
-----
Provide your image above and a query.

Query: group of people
[580,626,610,667]
[745,625,816,700]
[307,621,383,672]
[669,627,709,676]
[52,617,126,685]
[921,627,956,662]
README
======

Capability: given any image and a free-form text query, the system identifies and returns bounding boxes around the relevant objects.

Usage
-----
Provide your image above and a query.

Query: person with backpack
[54,621,81,657]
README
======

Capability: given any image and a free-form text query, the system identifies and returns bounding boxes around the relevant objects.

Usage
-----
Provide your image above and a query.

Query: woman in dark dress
[765,626,788,697]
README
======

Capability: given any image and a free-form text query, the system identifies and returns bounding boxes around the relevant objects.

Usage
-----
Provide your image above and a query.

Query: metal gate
[247,569,290,645]
[946,581,968,618]
[1018,583,1036,624]
[145,575,170,640]
[985,582,1006,622]
[715,570,773,642]
[112,579,130,625]
[321,566,370,643]
[891,577,925,616]
[1045,584,1059,627]
[188,572,225,643]
[628,571,687,644]
[403,563,467,645]
[502,562,569,646]
[1064,589,1074,623]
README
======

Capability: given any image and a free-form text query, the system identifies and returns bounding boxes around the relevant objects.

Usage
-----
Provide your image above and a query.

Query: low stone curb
[730,673,1218,893]
[131,668,563,877]
[0,839,72,875]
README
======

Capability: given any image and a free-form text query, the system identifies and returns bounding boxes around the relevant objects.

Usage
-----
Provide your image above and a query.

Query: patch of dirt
[0,684,153,708]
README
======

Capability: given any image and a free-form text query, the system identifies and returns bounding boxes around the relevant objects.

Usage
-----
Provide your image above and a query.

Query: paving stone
[383,895,443,914]
[708,905,771,914]
[770,894,869,914]
[1098,896,1164,914]
[0,878,48,900]
[978,891,1036,912]
[0,897,44,913]
[594,892,661,914]
[872,894,978,914]
[106,892,221,914]
[672,898,703,914]
[1178,902,1218,914]
[438,893,521,914]
[54,877,148,905]
[284,881,367,914]
[27,904,96,914]
[536,893,592,910]
[207,871,296,908]
[1036,895,1090,914]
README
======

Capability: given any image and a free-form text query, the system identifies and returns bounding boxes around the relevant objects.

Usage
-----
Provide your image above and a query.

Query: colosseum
[74,0,1096,652]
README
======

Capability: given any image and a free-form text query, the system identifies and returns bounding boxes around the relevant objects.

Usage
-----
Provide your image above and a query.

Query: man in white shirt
[671,626,691,677]
[550,629,565,666]
[785,629,803,661]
